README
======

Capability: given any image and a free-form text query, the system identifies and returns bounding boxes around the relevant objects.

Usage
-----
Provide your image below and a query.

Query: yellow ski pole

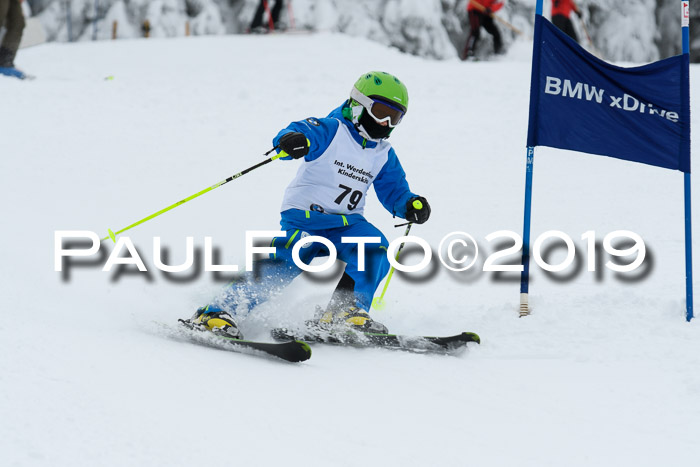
[101,146,286,242]
[371,222,414,311]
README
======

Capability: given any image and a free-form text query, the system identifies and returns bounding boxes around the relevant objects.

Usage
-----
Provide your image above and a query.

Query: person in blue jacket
[183,71,431,338]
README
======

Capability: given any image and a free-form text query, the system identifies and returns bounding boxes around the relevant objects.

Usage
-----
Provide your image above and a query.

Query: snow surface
[2,32,700,466]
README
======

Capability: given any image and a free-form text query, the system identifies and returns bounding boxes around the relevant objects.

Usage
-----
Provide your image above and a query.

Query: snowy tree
[24,0,697,63]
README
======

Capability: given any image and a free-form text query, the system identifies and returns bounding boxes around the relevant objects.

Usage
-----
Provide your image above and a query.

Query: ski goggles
[350,88,406,127]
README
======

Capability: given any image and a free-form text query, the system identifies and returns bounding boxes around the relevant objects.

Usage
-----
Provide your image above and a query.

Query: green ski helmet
[343,71,409,141]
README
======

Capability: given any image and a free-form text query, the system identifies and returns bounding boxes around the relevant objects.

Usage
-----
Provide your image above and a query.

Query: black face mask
[358,110,393,140]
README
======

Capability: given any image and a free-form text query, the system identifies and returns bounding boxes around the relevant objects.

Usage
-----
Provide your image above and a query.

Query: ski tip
[289,340,312,362]
[299,340,312,356]
[462,332,481,344]
[297,340,312,352]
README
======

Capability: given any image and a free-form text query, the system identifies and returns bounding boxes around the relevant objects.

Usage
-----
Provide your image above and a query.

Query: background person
[249,0,285,32]
[551,0,581,42]
[0,0,25,73]
[462,0,504,60]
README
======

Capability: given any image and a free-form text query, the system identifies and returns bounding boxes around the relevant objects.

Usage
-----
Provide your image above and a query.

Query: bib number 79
[334,184,363,210]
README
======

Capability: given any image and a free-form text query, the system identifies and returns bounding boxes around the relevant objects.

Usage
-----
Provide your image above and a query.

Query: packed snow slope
[2,33,699,467]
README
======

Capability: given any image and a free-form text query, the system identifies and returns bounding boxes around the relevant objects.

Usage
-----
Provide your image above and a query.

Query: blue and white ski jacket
[273,103,417,231]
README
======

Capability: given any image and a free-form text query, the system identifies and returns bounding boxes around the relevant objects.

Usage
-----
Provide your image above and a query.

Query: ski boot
[313,306,389,334]
[179,306,242,339]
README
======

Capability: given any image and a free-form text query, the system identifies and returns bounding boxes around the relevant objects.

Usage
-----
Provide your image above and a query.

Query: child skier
[182,71,431,339]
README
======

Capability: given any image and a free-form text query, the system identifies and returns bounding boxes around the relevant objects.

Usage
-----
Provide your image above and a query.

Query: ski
[172,320,312,363]
[270,326,480,354]
[0,67,35,80]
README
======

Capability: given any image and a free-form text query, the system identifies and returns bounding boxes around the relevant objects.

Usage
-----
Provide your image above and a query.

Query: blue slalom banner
[527,15,690,173]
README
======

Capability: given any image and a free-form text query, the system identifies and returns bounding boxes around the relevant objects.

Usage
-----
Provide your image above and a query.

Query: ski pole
[287,0,296,30]
[578,16,603,59]
[101,146,284,243]
[262,0,275,31]
[371,222,414,311]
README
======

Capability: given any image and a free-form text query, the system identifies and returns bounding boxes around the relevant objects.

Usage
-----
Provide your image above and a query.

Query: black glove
[484,7,492,15]
[278,132,309,159]
[405,196,431,224]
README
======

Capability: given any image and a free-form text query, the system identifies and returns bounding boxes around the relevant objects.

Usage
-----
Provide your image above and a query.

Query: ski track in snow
[1,33,699,466]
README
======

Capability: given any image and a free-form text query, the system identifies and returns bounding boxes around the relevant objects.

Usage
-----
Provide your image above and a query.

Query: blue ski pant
[205,219,391,317]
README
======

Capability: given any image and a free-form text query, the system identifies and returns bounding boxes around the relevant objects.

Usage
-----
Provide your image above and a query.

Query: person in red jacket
[551,0,581,42]
[462,0,504,60]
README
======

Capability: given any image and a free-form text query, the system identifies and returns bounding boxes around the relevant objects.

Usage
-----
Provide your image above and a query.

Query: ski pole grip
[275,138,310,160]
[412,199,423,210]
